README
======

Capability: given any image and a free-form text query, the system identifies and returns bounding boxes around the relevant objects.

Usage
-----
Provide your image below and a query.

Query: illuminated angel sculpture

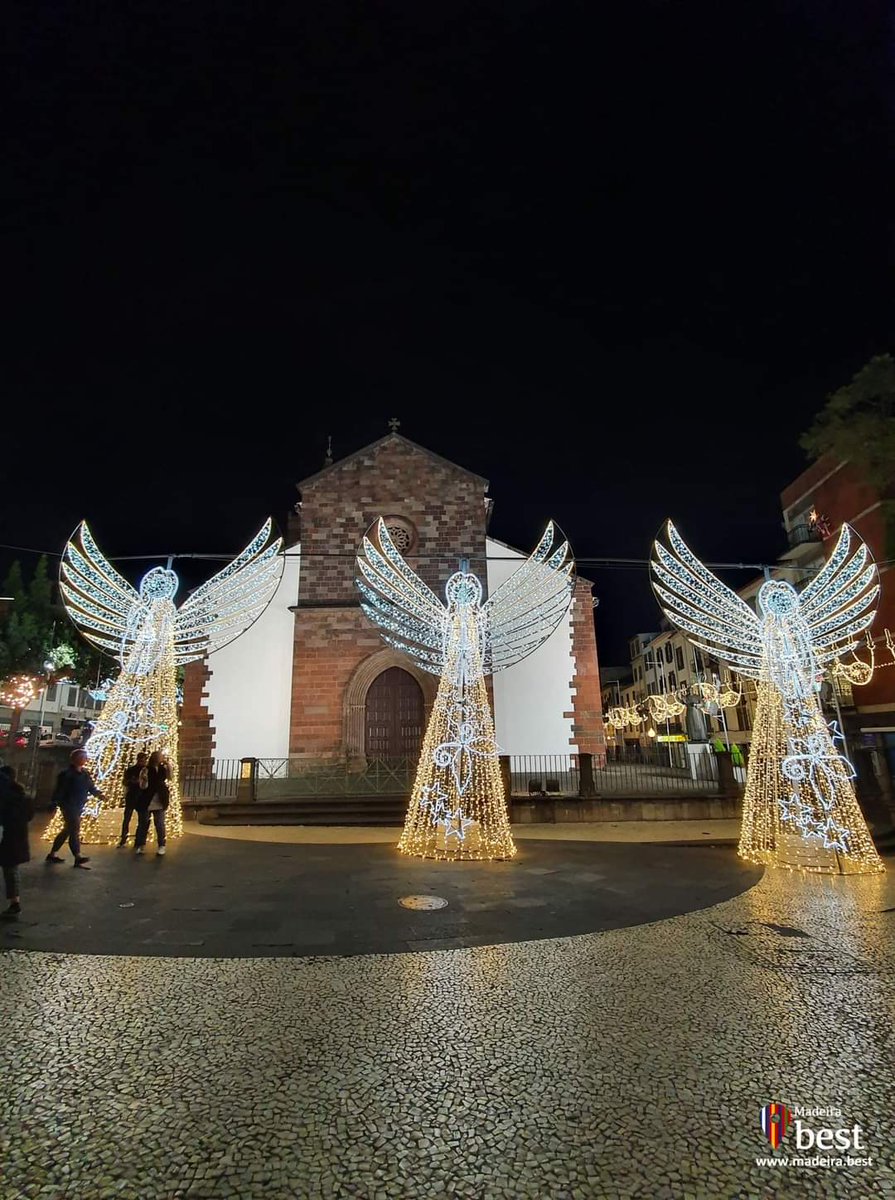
[48,520,283,844]
[651,522,883,875]
[357,519,575,860]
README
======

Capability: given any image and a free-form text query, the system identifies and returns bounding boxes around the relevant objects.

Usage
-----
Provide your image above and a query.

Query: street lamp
[28,659,56,781]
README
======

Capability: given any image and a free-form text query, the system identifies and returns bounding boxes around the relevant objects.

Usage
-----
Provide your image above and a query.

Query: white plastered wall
[201,543,300,762]
[486,537,575,756]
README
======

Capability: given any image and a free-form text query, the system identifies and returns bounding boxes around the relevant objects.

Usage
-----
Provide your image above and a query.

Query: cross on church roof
[388,416,401,433]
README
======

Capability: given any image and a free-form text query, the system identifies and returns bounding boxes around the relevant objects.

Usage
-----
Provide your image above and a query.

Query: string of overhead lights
[2,540,872,572]
[604,678,745,732]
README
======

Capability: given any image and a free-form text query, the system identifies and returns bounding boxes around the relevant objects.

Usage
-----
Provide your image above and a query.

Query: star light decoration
[46,520,283,844]
[651,521,883,875]
[357,519,575,860]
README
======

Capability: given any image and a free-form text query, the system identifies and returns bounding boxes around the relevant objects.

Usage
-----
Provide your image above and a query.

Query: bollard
[578,752,596,799]
[238,757,258,803]
[715,749,739,799]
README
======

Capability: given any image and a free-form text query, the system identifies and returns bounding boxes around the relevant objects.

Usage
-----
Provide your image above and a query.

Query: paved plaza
[0,830,756,958]
[2,829,894,1199]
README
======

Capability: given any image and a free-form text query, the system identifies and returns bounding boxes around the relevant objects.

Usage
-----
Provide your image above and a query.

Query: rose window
[384,518,415,554]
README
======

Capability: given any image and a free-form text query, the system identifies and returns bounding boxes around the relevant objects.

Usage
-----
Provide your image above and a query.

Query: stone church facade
[181,433,604,767]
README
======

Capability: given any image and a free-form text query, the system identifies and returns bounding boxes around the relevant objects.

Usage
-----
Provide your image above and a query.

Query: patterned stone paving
[2,868,894,1199]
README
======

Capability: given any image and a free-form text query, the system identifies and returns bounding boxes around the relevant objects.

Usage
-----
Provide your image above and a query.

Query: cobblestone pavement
[2,867,894,1199]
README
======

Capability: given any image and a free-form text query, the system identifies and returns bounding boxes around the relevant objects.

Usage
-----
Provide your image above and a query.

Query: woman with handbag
[134,750,170,858]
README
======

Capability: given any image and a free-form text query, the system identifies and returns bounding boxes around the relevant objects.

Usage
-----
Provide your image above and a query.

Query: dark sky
[7,1,893,662]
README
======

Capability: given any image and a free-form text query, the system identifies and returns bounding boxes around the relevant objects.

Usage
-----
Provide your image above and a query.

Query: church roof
[297,432,489,490]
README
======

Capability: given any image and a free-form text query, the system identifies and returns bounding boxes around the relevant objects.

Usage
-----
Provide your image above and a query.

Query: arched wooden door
[365,667,425,759]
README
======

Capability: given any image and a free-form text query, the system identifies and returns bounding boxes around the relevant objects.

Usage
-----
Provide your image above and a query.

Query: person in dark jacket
[134,750,170,857]
[0,765,33,917]
[46,749,106,869]
[118,753,148,847]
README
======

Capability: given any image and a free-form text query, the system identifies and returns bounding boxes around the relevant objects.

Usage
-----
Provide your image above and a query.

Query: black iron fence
[512,748,724,797]
[181,756,418,801]
[256,757,417,798]
[180,758,242,801]
[181,746,733,803]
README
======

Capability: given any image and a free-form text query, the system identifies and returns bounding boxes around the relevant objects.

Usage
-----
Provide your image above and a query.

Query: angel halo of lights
[46,519,283,845]
[651,520,883,876]
[357,518,575,861]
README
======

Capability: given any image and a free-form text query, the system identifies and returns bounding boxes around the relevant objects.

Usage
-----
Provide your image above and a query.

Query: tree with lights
[46,519,283,844]
[357,519,575,860]
[0,556,101,744]
[651,521,883,875]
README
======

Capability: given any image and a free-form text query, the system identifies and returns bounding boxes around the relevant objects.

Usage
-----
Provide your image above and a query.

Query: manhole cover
[399,895,448,911]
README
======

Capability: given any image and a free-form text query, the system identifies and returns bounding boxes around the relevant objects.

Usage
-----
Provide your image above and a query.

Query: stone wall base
[511,797,742,823]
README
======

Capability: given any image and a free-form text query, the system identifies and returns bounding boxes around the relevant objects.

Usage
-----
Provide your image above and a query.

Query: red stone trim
[179,659,215,762]
[568,579,606,761]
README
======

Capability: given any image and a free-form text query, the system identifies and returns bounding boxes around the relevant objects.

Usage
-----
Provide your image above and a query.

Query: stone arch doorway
[365,667,424,759]
[344,648,437,765]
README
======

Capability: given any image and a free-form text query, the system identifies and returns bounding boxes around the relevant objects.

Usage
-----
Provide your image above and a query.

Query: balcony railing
[786,523,822,550]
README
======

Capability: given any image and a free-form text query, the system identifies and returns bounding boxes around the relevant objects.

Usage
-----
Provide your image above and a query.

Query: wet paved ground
[2,839,894,1199]
[1,835,759,958]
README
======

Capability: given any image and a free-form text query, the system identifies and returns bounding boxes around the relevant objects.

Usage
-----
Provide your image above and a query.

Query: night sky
[8,2,892,662]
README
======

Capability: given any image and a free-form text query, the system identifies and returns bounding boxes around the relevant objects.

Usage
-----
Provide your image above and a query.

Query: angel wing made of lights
[480,522,576,673]
[794,523,879,663]
[60,523,144,658]
[60,519,284,665]
[356,518,575,676]
[650,521,879,678]
[173,518,284,662]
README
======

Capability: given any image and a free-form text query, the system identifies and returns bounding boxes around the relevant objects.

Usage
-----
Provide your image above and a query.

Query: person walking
[46,749,106,869]
[0,766,32,917]
[134,750,170,858]
[118,753,148,847]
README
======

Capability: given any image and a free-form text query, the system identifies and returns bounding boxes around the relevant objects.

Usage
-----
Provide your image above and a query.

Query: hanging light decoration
[0,675,39,712]
[357,519,575,860]
[651,521,883,875]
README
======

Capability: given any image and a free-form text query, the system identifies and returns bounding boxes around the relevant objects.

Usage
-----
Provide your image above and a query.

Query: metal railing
[181,747,730,803]
[786,523,822,550]
[257,757,417,798]
[511,748,723,797]
[510,755,581,797]
[180,759,241,801]
[180,756,418,802]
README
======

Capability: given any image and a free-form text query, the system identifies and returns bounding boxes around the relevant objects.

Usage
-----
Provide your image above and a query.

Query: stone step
[188,797,408,826]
